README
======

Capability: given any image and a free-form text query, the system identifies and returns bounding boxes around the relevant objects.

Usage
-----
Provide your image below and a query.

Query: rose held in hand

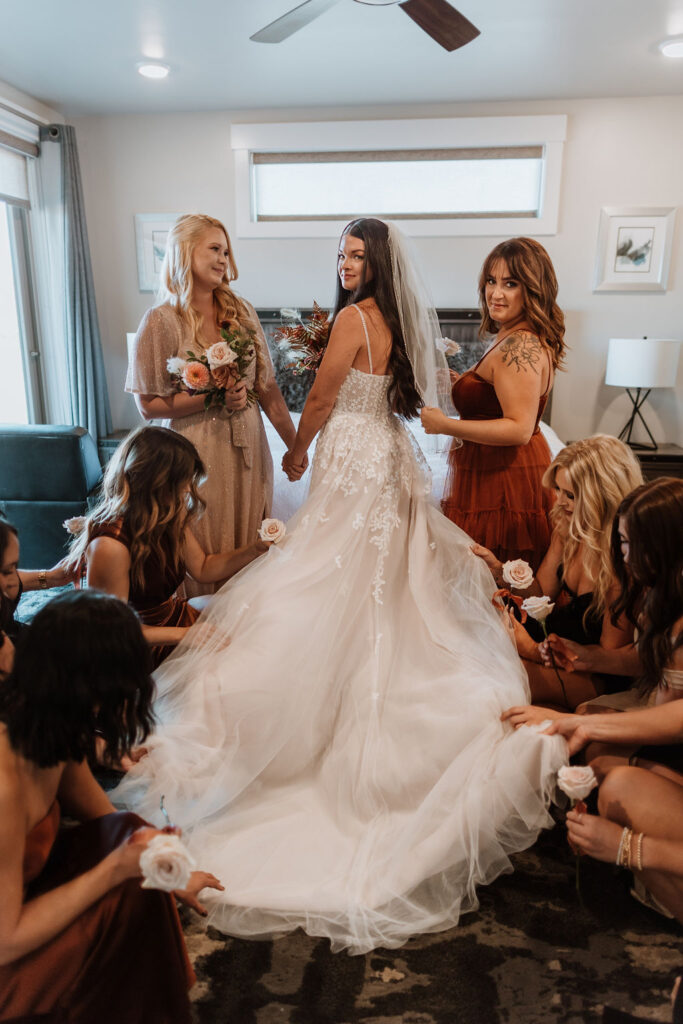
[259,518,286,544]
[139,834,196,892]
[557,765,598,802]
[502,559,534,590]
[206,341,237,370]
[521,595,555,622]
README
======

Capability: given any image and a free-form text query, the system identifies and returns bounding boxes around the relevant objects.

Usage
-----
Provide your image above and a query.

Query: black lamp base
[616,388,658,451]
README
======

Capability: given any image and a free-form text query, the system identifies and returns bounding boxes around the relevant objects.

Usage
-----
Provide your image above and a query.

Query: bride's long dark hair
[331,218,422,418]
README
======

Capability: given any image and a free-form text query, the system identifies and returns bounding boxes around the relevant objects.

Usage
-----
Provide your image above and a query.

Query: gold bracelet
[37,570,48,590]
[616,826,629,867]
[635,832,644,872]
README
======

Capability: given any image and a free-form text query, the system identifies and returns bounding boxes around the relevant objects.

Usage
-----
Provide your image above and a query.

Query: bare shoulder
[497,331,546,375]
[87,534,131,566]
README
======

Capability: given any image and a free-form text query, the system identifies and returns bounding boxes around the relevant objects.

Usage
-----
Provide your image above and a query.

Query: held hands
[224,380,248,412]
[420,406,450,435]
[282,449,308,482]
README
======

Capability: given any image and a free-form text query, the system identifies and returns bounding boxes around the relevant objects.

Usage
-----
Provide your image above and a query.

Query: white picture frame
[134,214,180,292]
[593,206,676,293]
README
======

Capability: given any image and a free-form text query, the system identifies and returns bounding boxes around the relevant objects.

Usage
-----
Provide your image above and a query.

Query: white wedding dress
[115,324,566,955]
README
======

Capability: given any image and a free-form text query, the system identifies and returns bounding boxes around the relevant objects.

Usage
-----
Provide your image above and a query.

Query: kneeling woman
[67,426,269,667]
[0,590,221,1023]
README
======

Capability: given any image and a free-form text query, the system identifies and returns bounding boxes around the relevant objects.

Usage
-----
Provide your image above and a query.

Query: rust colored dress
[89,519,199,668]
[0,804,195,1024]
[442,340,554,571]
[126,302,275,597]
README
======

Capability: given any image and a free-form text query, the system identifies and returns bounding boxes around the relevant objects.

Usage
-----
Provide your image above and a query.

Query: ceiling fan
[250,0,480,53]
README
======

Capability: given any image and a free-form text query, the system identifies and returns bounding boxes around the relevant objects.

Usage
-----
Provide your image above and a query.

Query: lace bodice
[332,366,392,419]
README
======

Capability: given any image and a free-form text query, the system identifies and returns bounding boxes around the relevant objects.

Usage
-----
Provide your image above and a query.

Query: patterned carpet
[181,825,680,1024]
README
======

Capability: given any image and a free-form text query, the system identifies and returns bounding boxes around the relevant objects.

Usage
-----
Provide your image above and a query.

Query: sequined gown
[115,320,566,955]
[126,302,275,596]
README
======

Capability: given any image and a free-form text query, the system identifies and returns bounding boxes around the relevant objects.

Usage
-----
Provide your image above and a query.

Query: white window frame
[231,115,566,239]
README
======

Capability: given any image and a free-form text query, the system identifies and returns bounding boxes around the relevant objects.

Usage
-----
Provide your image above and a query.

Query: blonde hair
[478,237,566,369]
[67,426,205,591]
[157,213,266,381]
[543,435,643,624]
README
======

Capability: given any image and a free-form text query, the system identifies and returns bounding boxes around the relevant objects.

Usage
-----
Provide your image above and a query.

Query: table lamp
[605,337,681,451]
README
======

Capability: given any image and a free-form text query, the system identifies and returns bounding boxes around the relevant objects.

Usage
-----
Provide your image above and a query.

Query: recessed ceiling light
[137,62,170,79]
[658,36,683,58]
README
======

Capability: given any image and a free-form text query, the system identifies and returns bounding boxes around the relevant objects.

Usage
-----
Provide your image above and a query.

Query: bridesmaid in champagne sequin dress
[126,214,297,596]
[422,237,566,571]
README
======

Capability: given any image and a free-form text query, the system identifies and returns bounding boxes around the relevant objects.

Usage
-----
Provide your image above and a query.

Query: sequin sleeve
[243,300,275,392]
[125,304,186,396]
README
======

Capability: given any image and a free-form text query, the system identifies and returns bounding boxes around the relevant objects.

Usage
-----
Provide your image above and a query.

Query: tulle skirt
[114,415,566,954]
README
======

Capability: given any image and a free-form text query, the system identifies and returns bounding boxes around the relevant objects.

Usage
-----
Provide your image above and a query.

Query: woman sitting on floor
[0,588,222,1024]
[506,477,683,768]
[474,434,643,710]
[66,425,269,667]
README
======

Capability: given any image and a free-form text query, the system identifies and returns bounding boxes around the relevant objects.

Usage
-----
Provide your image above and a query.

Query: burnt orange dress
[89,519,199,668]
[442,340,553,571]
[0,803,195,1023]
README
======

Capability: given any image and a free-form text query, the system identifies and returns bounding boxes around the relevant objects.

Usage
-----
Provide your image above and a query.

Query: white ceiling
[1,0,683,116]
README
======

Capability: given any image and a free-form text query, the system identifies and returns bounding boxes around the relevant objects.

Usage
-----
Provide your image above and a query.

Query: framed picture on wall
[134,214,180,292]
[593,206,675,292]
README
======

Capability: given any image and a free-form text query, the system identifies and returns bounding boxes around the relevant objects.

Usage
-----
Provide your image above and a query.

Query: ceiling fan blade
[250,0,341,43]
[399,0,480,51]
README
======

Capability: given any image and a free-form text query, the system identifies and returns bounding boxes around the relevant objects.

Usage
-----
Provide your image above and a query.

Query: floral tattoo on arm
[500,333,543,374]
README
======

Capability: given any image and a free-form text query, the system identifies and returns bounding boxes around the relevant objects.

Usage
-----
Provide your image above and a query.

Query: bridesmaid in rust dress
[422,237,566,570]
[0,590,221,1024]
[67,426,269,668]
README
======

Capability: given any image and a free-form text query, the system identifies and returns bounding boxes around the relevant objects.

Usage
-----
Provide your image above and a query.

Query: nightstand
[633,444,683,481]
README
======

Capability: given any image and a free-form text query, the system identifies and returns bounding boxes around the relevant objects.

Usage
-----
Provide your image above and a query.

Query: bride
[115,218,566,954]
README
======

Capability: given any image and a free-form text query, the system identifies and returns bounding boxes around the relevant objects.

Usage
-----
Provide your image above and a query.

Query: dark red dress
[0,803,195,1023]
[442,342,554,571]
[89,519,199,668]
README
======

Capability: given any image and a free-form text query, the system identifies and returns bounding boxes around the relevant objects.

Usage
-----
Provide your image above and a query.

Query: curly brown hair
[67,426,205,592]
[478,237,566,368]
[610,478,683,695]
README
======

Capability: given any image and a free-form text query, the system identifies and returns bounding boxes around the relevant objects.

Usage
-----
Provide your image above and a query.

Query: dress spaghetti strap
[352,303,373,374]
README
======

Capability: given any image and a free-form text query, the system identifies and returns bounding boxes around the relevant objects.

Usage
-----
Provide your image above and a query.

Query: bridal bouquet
[167,322,258,410]
[275,303,331,376]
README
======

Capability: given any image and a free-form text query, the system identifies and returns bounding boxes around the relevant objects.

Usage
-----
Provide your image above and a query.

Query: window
[0,109,43,423]
[232,116,566,238]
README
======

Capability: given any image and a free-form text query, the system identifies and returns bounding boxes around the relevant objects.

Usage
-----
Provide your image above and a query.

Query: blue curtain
[38,124,112,440]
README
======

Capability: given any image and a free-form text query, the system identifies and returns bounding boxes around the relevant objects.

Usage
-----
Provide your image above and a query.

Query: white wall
[72,96,683,443]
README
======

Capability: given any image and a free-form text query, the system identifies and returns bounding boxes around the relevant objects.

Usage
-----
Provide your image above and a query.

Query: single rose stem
[543,623,569,707]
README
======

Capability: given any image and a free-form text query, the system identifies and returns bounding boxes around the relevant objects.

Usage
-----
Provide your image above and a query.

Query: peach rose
[521,595,555,623]
[182,362,211,391]
[557,765,597,802]
[206,341,237,370]
[211,364,237,389]
[502,559,534,590]
[139,834,196,892]
[258,518,286,544]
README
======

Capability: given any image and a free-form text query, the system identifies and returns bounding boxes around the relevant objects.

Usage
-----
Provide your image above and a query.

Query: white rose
[139,834,196,892]
[280,307,300,320]
[434,337,461,356]
[166,356,188,375]
[258,518,287,544]
[557,765,598,802]
[521,595,555,623]
[206,341,238,370]
[502,559,534,590]
[63,516,86,535]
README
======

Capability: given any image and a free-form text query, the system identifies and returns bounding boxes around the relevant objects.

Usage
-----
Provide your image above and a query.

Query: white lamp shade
[605,338,681,388]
